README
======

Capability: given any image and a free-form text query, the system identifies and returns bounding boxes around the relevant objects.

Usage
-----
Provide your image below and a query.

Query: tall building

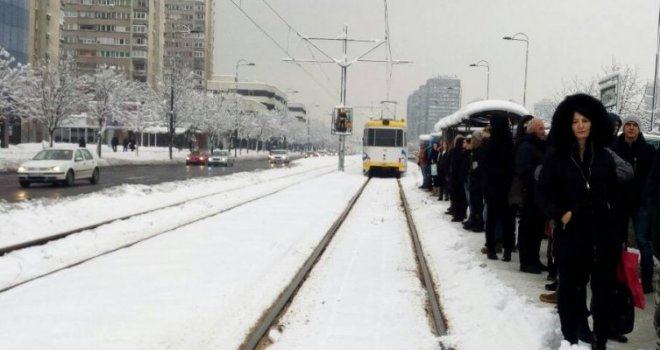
[406,76,461,141]
[0,0,30,64]
[59,0,164,87]
[163,0,214,88]
[27,0,62,66]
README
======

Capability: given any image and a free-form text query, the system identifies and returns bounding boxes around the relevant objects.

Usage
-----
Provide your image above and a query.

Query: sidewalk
[0,143,272,172]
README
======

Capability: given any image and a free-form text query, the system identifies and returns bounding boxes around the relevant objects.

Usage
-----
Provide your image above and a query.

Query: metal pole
[523,40,529,107]
[338,25,348,172]
[486,65,490,99]
[652,5,660,132]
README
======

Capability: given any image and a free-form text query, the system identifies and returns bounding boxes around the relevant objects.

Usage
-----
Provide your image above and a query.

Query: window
[81,149,94,160]
[366,129,403,147]
[133,12,146,20]
[132,25,146,33]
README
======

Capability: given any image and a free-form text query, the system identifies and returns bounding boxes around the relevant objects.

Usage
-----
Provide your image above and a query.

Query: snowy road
[266,178,438,350]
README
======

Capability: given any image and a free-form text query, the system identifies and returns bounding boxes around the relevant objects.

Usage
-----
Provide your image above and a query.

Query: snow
[0,155,654,349]
[0,142,270,172]
[433,99,530,131]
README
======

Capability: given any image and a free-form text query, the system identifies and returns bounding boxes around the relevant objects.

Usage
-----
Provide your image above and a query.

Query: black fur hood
[548,93,612,155]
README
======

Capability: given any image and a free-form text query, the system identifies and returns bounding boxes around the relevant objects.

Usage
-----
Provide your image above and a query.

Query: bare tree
[24,55,89,147]
[87,65,140,157]
[0,47,27,148]
[161,57,199,159]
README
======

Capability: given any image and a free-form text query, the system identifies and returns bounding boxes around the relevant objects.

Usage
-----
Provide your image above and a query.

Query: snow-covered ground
[0,142,272,172]
[0,156,654,350]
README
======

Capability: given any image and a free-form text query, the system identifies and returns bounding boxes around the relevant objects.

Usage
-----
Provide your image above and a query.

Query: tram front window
[367,129,403,147]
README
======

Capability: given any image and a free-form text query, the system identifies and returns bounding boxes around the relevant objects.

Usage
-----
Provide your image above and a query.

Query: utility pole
[283,25,410,171]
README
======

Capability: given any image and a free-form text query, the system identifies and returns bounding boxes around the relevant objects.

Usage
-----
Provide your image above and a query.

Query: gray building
[0,0,30,64]
[406,76,461,141]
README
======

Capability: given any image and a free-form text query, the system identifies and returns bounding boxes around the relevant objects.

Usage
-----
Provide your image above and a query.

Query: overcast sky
[214,0,659,123]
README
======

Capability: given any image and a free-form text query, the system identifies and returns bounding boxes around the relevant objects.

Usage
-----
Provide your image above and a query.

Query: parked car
[208,149,235,167]
[186,150,209,166]
[268,149,290,164]
[17,148,100,188]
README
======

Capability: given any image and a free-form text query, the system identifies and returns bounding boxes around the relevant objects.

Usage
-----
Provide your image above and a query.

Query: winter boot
[539,292,557,304]
[432,187,439,196]
[501,249,512,262]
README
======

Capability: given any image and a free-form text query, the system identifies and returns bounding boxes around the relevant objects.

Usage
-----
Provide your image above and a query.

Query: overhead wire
[227,0,339,101]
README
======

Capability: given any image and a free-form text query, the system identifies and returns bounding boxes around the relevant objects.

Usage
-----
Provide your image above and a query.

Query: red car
[185,150,209,165]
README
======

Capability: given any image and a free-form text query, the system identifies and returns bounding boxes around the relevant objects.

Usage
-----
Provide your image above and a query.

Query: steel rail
[0,165,336,257]
[0,167,337,294]
[239,177,371,350]
[398,178,449,346]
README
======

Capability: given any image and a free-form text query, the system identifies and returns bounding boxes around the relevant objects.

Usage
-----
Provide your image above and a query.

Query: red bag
[616,250,646,309]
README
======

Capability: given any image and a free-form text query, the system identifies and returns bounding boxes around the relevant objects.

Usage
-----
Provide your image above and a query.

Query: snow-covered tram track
[0,165,336,294]
[242,178,447,350]
[0,164,336,257]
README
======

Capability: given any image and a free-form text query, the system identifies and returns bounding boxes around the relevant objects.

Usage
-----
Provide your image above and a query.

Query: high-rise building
[1,0,30,64]
[406,76,461,141]
[27,0,62,66]
[163,0,214,88]
[59,0,164,87]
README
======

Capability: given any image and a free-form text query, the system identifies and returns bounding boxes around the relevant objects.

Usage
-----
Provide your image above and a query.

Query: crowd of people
[418,94,660,350]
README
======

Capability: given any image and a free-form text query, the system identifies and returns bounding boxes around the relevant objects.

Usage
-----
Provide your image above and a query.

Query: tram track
[0,165,337,294]
[239,178,448,350]
[0,164,336,257]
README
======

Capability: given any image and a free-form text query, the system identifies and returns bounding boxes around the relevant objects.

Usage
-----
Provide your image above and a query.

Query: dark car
[186,150,209,166]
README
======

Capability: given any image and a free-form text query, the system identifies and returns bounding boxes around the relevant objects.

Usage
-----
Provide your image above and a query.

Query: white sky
[214,0,660,122]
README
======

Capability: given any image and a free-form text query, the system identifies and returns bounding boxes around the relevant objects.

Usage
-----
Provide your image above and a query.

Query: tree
[0,47,27,148]
[87,65,139,157]
[198,92,231,152]
[161,56,199,159]
[123,83,162,157]
[23,55,88,147]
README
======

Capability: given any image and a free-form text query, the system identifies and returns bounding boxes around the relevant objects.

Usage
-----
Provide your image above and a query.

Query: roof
[434,100,529,131]
[418,134,431,141]
[364,119,407,128]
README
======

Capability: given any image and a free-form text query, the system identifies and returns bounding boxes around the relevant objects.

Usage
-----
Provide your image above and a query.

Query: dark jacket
[644,147,660,207]
[515,134,546,203]
[613,133,656,208]
[483,117,514,202]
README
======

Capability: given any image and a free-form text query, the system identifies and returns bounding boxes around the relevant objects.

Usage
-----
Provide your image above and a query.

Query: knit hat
[621,115,642,128]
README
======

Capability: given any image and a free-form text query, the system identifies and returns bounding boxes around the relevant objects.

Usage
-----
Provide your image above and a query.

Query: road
[0,159,283,203]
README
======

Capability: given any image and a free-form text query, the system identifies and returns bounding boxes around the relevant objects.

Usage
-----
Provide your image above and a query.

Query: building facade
[0,0,30,64]
[207,75,288,112]
[406,76,461,141]
[163,0,214,88]
[27,0,62,66]
[59,0,164,87]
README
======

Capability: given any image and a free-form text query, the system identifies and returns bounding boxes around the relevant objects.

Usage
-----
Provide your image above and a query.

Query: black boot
[577,320,593,344]
[501,249,511,262]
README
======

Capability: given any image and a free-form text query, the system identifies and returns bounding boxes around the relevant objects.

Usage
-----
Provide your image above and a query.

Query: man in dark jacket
[613,116,656,293]
[515,117,547,274]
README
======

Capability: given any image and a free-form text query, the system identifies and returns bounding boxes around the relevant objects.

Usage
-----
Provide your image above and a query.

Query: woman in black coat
[536,94,618,349]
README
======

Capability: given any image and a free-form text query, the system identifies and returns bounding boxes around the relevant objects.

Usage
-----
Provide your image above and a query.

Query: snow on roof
[434,100,529,131]
[418,134,431,141]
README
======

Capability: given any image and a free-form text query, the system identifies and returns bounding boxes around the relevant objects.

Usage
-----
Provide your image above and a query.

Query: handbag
[607,279,635,335]
[430,163,438,176]
[617,249,646,309]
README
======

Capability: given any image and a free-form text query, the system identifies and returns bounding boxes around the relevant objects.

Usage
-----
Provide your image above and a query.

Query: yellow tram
[362,118,408,177]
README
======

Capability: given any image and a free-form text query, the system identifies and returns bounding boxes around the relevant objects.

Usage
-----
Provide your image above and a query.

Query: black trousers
[556,234,616,345]
[517,201,545,267]
[485,198,515,252]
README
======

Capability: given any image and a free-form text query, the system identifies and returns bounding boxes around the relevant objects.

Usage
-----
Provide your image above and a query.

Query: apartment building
[406,76,462,140]
[163,0,214,88]
[59,0,164,87]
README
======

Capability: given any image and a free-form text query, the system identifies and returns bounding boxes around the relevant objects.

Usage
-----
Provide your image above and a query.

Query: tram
[362,118,408,177]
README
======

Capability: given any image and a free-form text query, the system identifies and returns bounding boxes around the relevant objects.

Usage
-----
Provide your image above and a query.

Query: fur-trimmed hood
[548,93,611,155]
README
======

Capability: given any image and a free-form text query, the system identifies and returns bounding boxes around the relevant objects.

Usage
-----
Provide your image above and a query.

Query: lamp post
[469,60,490,99]
[233,59,255,156]
[503,33,529,106]
[651,6,660,132]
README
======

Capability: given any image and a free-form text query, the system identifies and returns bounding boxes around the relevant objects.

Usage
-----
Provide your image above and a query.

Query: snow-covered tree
[197,92,231,151]
[160,56,200,159]
[86,65,140,157]
[0,47,28,148]
[123,83,162,156]
[23,55,89,147]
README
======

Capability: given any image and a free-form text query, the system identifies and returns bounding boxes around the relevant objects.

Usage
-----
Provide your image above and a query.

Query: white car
[207,149,235,167]
[17,148,100,188]
[268,149,290,164]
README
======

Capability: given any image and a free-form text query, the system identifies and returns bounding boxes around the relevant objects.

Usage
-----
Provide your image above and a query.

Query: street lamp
[503,32,529,106]
[233,59,255,156]
[469,60,490,99]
